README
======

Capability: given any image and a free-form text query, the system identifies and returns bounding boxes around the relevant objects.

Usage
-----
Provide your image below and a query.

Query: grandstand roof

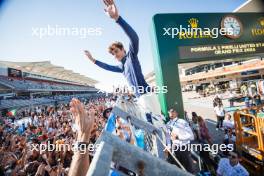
[0,61,98,86]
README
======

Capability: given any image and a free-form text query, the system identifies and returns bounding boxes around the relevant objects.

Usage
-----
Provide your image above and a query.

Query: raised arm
[116,16,139,55]
[95,60,123,73]
[68,98,95,176]
[84,50,123,73]
[103,0,139,55]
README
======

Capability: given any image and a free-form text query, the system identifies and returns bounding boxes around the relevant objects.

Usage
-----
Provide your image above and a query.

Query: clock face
[221,15,243,39]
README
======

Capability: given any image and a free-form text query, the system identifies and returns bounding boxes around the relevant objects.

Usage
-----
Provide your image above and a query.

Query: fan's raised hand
[70,98,95,142]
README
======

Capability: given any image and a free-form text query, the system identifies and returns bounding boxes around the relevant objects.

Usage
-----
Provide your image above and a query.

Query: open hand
[70,98,95,142]
[84,50,95,63]
[103,0,119,21]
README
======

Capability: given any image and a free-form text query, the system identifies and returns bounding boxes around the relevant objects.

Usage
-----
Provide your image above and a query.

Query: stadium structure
[0,61,100,116]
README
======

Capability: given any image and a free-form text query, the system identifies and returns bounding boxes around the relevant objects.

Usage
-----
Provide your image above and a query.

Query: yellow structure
[234,107,264,175]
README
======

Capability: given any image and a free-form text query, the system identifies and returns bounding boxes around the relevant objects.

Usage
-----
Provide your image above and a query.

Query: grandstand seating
[0,76,98,92]
[0,93,99,109]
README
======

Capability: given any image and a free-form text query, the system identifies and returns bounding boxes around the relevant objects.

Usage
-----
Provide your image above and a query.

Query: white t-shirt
[223,119,234,129]
[33,116,39,126]
[217,158,249,176]
[167,118,194,146]
[214,106,225,117]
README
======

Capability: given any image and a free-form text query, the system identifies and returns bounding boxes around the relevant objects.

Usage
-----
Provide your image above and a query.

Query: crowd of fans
[0,91,251,176]
[0,96,113,175]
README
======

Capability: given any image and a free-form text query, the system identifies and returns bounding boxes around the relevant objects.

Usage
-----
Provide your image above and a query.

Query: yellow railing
[234,108,264,173]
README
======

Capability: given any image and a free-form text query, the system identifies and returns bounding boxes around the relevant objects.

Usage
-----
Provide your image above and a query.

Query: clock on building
[221,15,243,39]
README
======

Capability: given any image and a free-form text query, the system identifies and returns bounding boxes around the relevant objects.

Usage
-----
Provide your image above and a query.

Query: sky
[0,0,247,92]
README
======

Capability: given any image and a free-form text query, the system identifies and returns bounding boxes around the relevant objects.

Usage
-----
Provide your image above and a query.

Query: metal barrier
[88,97,193,175]
[88,132,192,176]
[111,106,165,159]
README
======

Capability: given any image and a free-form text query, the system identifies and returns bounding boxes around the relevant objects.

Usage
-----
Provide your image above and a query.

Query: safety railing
[88,97,192,175]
